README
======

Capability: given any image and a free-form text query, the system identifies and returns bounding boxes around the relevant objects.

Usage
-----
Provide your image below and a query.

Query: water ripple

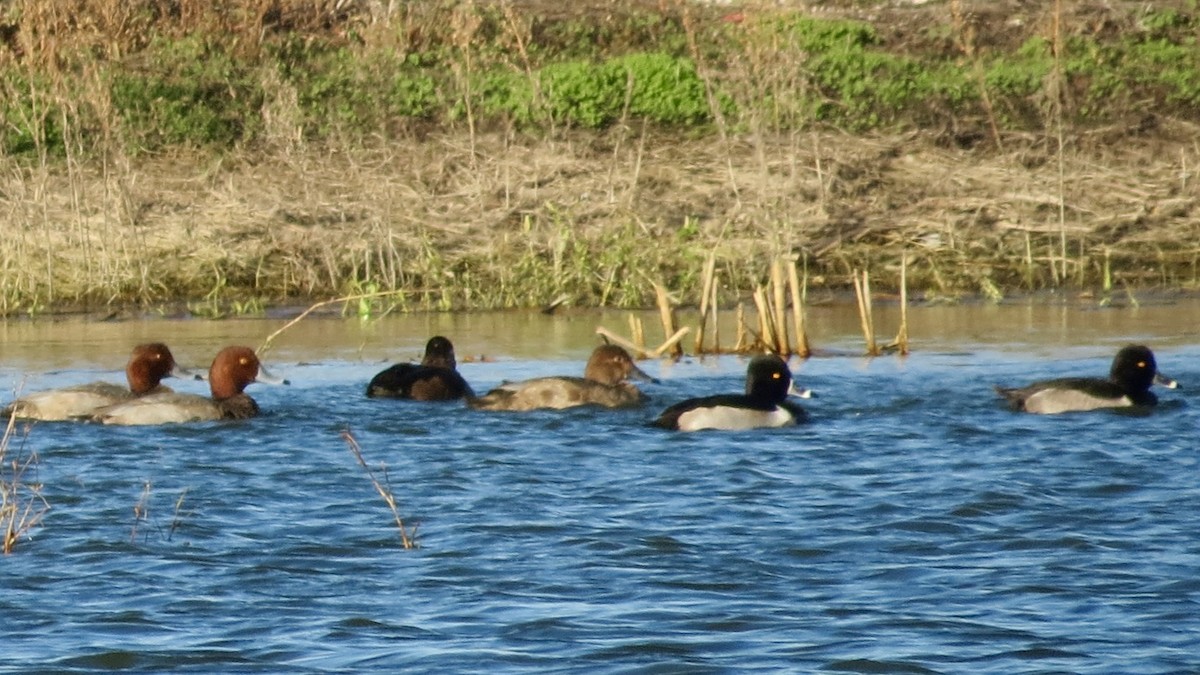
[4,348,1200,672]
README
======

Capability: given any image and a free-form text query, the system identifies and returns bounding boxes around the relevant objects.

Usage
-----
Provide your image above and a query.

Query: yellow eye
[1137,361,1146,368]
[240,357,250,365]
[772,372,781,380]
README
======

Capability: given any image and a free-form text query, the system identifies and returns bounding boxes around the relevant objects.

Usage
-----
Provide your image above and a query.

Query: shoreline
[4,125,1200,318]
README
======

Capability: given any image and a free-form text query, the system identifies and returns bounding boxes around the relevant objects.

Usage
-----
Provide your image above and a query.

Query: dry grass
[2,122,1200,315]
[2,0,1199,313]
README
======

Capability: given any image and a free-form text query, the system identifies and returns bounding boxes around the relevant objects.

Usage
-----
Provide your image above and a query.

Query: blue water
[3,332,1200,673]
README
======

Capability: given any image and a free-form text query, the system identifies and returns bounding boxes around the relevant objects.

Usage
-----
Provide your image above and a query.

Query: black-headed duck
[366,336,474,401]
[995,344,1179,414]
[652,354,811,432]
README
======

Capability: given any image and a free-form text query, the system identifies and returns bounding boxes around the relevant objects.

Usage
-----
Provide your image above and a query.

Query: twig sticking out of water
[654,284,684,359]
[1,408,49,555]
[130,482,190,544]
[342,428,417,550]
[886,255,910,355]
[770,259,789,356]
[786,256,811,359]
[168,488,190,542]
[853,269,880,356]
[257,290,411,357]
[694,252,717,354]
[131,480,152,544]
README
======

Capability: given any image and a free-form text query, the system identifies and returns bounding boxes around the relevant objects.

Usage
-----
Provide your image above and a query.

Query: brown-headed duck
[94,346,286,425]
[3,342,190,421]
[468,344,655,411]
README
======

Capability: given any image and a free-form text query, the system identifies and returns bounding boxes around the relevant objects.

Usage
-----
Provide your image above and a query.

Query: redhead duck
[94,346,285,425]
[468,344,655,411]
[652,354,812,431]
[3,343,189,421]
[995,344,1179,414]
[366,336,474,401]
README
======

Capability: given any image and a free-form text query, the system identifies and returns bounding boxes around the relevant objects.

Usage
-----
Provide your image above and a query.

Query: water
[3,300,1200,673]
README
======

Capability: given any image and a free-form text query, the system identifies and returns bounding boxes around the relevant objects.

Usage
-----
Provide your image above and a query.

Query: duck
[94,346,286,425]
[995,344,1179,414]
[467,344,655,411]
[365,336,474,401]
[3,342,190,421]
[652,354,812,431]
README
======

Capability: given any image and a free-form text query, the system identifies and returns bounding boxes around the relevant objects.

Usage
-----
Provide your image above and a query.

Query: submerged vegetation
[1,1,1199,316]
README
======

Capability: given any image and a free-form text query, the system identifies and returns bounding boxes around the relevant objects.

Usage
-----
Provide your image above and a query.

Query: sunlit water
[3,300,1200,672]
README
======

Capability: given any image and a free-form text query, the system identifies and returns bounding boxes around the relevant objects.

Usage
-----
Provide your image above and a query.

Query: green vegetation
[3,2,1200,155]
[1,1,1199,316]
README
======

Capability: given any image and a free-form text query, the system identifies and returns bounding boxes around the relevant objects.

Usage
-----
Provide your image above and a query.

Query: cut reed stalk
[734,303,747,352]
[752,285,775,354]
[786,256,811,358]
[595,326,648,358]
[342,428,417,550]
[653,283,682,359]
[627,314,646,353]
[852,269,880,356]
[770,258,789,356]
[709,274,721,355]
[652,328,691,358]
[889,255,910,355]
[693,252,717,354]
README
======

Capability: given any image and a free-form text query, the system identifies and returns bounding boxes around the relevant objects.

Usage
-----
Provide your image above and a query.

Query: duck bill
[1154,371,1180,390]
[629,363,659,384]
[256,363,291,386]
[788,382,815,399]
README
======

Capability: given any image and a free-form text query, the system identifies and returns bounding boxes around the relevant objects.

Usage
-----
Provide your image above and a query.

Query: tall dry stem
[342,428,417,549]
[786,256,810,358]
[1,409,50,555]
[852,269,879,356]
[694,252,717,353]
[1051,0,1069,282]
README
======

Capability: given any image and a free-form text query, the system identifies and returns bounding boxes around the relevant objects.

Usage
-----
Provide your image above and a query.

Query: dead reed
[341,428,417,550]
[131,480,152,543]
[852,269,880,357]
[129,481,190,544]
[1,410,50,555]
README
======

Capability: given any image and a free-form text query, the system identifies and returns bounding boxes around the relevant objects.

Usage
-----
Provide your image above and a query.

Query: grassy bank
[1,1,1199,316]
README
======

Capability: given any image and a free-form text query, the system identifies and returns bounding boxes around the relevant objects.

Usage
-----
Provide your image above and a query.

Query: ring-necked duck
[3,343,191,421]
[652,354,812,431]
[995,344,1179,414]
[468,344,655,411]
[95,346,287,424]
[366,336,474,401]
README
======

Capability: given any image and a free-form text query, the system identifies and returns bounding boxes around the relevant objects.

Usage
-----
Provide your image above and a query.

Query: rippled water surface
[3,302,1200,673]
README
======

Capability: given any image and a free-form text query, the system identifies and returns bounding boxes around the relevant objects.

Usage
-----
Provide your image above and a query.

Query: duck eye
[772,372,781,380]
[240,357,250,365]
[1137,361,1146,368]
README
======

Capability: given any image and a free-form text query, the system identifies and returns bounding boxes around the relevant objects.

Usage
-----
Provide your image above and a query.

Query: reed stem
[786,257,810,358]
[853,269,879,356]
[342,428,417,549]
